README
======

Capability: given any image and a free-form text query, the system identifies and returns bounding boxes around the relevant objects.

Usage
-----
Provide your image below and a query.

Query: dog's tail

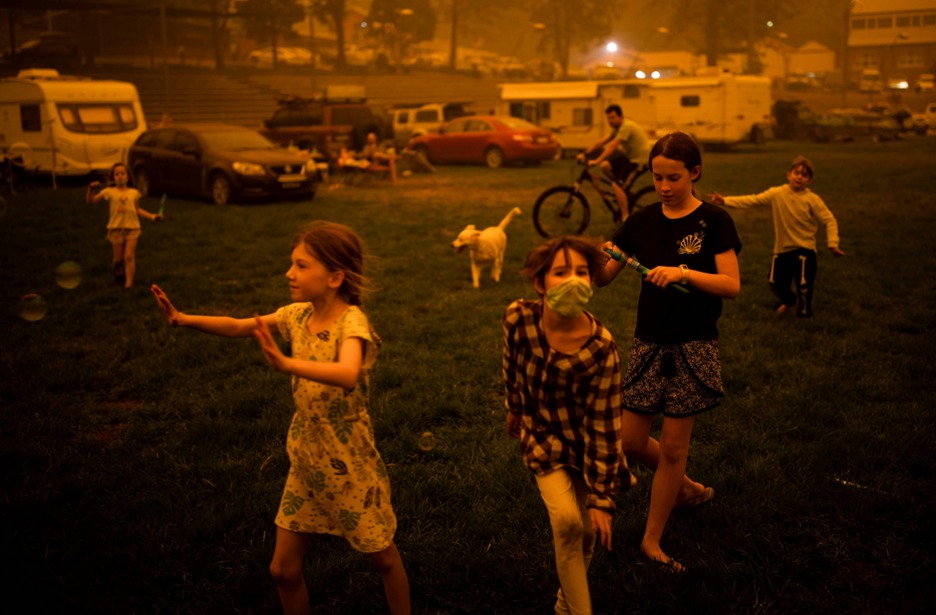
[498,207,522,231]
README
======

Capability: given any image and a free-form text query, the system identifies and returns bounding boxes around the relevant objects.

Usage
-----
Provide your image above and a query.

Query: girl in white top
[86,162,161,288]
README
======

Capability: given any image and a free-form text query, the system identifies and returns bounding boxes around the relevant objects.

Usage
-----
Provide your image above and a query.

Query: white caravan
[497,74,773,154]
[0,69,146,175]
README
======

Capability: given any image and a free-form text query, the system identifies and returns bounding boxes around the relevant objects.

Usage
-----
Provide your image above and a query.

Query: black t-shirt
[612,201,742,343]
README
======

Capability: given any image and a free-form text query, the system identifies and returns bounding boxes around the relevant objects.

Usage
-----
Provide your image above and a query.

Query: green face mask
[544,276,594,318]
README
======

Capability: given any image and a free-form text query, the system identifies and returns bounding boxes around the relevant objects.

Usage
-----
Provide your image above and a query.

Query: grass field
[2,137,935,614]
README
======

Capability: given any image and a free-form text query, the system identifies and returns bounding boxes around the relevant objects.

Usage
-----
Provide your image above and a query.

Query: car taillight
[512,134,533,142]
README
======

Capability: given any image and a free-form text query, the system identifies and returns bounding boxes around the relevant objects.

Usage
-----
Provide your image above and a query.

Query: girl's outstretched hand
[151,284,182,327]
[253,315,288,372]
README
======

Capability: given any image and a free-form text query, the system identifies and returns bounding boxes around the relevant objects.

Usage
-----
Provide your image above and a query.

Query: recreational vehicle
[497,74,773,154]
[0,69,146,175]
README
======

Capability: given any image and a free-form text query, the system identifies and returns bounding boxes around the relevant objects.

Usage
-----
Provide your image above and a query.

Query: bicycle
[532,160,657,238]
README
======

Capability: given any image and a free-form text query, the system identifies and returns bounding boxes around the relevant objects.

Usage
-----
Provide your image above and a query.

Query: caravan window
[56,104,139,134]
[572,108,593,126]
[20,105,41,132]
[681,96,701,107]
[623,85,640,98]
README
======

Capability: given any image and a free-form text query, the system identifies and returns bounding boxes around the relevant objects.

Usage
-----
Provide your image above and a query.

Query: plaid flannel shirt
[502,299,623,511]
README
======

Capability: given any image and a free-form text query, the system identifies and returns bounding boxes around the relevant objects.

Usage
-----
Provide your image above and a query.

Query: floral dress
[274,303,396,553]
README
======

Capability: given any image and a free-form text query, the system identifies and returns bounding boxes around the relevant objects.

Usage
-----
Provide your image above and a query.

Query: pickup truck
[258,90,389,159]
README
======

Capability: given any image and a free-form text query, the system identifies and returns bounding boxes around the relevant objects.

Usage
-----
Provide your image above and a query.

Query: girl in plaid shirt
[503,236,632,615]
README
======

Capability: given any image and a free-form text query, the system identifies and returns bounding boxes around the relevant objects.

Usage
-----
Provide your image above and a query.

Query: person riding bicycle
[575,104,651,213]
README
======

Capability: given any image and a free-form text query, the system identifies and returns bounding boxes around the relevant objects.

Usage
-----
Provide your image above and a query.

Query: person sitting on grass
[503,236,634,614]
[709,155,845,317]
[336,132,399,185]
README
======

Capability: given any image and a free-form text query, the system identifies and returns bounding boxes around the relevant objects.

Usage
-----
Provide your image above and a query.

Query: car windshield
[199,129,276,151]
[496,117,540,131]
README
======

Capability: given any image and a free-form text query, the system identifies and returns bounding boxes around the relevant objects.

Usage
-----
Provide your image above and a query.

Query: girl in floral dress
[151,221,409,614]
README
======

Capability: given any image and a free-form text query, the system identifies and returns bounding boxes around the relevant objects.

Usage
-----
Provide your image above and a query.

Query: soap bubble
[19,294,48,322]
[418,431,436,452]
[55,261,83,289]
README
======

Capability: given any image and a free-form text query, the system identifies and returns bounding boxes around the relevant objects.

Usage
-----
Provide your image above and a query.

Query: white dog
[451,207,522,288]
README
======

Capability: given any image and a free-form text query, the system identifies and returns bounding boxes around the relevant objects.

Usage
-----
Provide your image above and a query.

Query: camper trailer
[497,74,773,154]
[0,69,146,176]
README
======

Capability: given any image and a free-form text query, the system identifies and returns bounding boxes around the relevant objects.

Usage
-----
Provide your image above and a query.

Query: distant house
[789,41,836,77]
[847,0,936,84]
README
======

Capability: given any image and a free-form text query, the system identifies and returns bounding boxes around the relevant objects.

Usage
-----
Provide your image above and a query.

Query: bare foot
[641,541,686,573]
[675,480,705,507]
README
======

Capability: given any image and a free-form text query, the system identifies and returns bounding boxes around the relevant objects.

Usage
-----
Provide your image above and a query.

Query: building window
[852,18,866,29]
[623,85,640,98]
[877,17,892,28]
[898,52,924,68]
[537,101,551,120]
[20,105,40,132]
[924,14,936,25]
[897,16,910,27]
[854,54,879,70]
[572,108,593,126]
[912,15,920,26]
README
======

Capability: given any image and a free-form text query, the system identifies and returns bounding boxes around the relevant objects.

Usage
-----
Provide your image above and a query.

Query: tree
[310,0,348,68]
[436,0,506,72]
[652,0,802,70]
[366,0,436,70]
[239,0,306,58]
[525,0,623,79]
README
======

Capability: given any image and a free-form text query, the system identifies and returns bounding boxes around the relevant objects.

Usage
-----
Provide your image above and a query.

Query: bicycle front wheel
[533,187,590,238]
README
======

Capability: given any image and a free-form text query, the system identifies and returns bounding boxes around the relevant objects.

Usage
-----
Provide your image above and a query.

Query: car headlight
[232,161,266,176]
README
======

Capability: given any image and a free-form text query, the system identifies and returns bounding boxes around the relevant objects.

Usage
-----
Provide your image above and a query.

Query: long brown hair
[293,221,372,305]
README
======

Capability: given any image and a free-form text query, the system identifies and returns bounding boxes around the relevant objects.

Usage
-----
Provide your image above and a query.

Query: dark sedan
[406,115,558,168]
[127,123,318,205]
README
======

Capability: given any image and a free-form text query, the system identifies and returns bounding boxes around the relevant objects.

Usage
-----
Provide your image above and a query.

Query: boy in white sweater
[710,156,845,317]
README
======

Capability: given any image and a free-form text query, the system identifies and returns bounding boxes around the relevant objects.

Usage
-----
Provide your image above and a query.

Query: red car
[407,115,558,168]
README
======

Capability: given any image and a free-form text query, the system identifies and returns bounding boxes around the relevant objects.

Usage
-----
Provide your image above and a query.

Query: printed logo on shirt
[677,231,704,255]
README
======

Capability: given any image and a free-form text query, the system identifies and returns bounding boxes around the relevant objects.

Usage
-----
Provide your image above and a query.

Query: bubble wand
[158,194,166,218]
[604,247,690,294]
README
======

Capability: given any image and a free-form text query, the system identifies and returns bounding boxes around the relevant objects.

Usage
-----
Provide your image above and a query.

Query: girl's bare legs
[621,411,706,505]
[621,412,699,570]
[368,542,410,615]
[269,527,309,615]
[122,234,140,288]
[111,240,124,282]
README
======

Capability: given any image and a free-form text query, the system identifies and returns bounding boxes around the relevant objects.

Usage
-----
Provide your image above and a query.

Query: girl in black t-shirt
[595,131,741,572]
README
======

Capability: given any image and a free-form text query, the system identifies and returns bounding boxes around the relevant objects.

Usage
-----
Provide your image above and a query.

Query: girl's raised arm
[87,181,105,204]
[253,316,364,389]
[151,284,275,338]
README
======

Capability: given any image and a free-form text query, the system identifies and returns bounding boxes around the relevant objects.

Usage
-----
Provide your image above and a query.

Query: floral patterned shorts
[620,339,724,417]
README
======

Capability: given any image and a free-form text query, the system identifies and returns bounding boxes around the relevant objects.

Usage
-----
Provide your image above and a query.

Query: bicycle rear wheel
[533,187,590,238]
[627,185,657,215]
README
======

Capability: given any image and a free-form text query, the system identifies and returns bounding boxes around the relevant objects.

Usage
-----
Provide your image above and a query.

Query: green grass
[2,137,935,614]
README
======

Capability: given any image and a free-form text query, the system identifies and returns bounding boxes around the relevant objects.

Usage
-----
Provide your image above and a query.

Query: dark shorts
[621,339,724,417]
[608,156,636,183]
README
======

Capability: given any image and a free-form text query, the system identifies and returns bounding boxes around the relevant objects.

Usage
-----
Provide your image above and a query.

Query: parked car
[259,86,390,157]
[406,115,558,168]
[391,102,468,148]
[919,102,936,132]
[915,73,934,92]
[887,74,910,90]
[127,123,319,205]
[248,46,313,68]
[859,69,883,93]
